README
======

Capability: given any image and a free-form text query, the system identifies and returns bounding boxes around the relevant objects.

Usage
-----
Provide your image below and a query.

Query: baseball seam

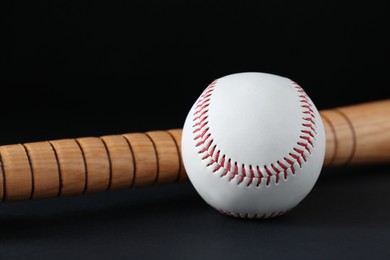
[217,207,292,219]
[192,80,317,188]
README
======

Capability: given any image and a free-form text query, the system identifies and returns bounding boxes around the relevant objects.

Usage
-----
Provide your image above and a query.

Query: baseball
[182,72,326,218]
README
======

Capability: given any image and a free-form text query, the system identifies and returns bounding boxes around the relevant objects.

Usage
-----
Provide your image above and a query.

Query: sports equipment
[0,72,389,219]
[182,72,325,218]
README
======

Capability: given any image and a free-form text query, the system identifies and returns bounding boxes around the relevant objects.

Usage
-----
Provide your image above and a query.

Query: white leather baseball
[182,72,326,218]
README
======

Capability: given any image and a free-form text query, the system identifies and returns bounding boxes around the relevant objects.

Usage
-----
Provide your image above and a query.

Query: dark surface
[1,1,390,259]
[1,166,390,259]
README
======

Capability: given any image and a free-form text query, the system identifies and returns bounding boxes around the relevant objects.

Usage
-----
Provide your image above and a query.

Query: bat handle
[321,100,390,167]
[0,129,187,202]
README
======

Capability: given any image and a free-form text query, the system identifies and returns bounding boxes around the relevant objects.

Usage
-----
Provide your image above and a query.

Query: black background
[1,1,390,259]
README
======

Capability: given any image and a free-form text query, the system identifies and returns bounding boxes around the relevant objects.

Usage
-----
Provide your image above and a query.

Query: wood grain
[49,139,86,196]
[76,137,110,193]
[122,133,157,187]
[99,135,134,190]
[0,144,32,201]
[167,129,188,182]
[321,99,390,166]
[24,142,60,199]
[146,131,180,184]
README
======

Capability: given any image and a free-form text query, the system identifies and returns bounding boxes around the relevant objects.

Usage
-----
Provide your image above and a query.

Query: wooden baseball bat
[0,100,389,202]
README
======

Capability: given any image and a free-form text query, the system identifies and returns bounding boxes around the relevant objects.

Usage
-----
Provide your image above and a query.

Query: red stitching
[214,150,220,162]
[277,161,288,180]
[213,164,222,172]
[220,155,225,168]
[195,103,210,112]
[217,208,291,219]
[271,164,281,183]
[229,162,239,181]
[194,109,209,118]
[277,160,287,170]
[248,166,255,186]
[303,117,315,124]
[271,164,280,174]
[209,145,216,157]
[297,142,312,154]
[200,90,213,99]
[193,80,317,187]
[289,152,302,166]
[238,165,246,184]
[293,148,307,162]
[194,127,209,140]
[300,135,314,146]
[193,115,208,128]
[302,123,316,132]
[263,165,273,185]
[284,157,295,174]
[301,130,315,138]
[256,166,263,186]
[198,139,213,153]
[196,130,211,147]
[221,159,231,177]
[301,105,314,113]
[196,98,210,108]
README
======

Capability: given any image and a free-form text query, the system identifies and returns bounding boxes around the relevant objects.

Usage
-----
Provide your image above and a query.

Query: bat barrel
[321,100,390,166]
[0,129,186,202]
